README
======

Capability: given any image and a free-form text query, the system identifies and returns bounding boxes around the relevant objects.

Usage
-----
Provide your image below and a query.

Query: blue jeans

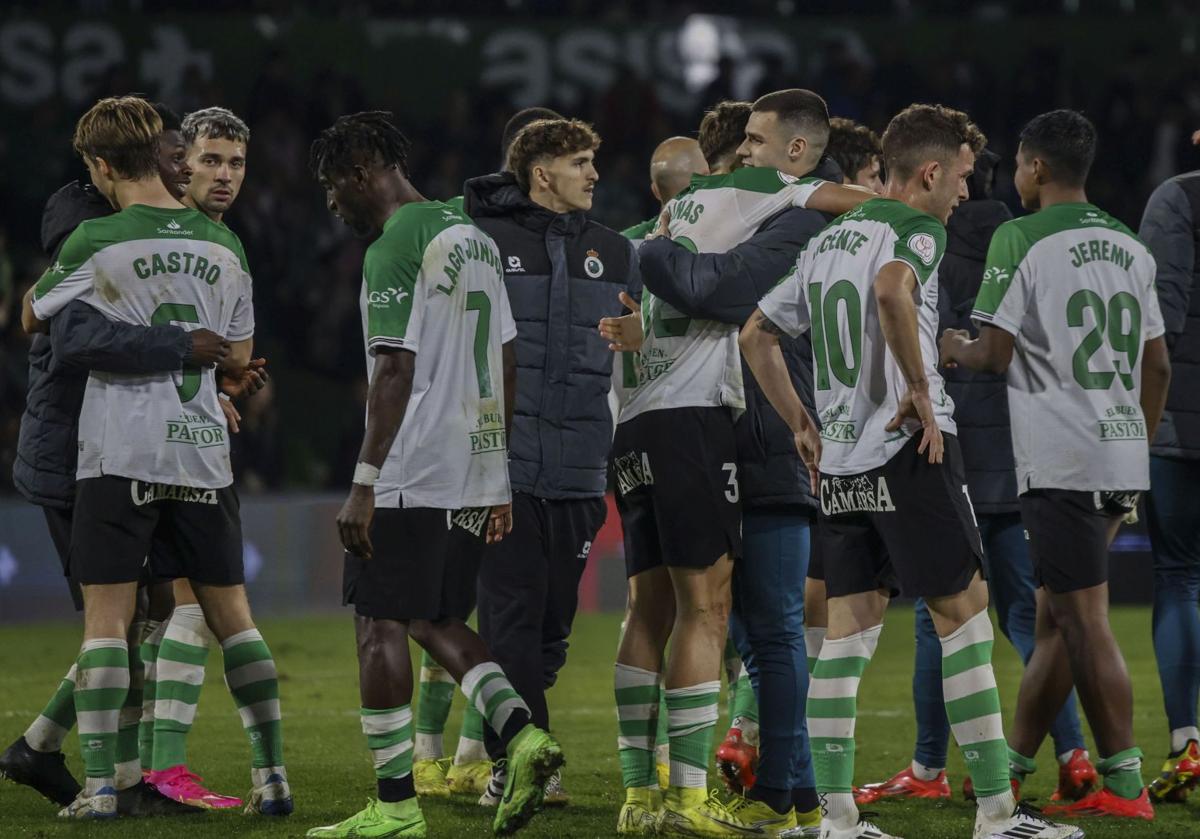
[728,510,814,793]
[1148,455,1200,734]
[912,512,1086,768]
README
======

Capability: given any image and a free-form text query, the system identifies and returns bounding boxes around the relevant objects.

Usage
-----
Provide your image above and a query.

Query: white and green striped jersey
[972,202,1164,492]
[758,197,954,476]
[30,204,253,489]
[619,167,826,423]
[362,201,517,510]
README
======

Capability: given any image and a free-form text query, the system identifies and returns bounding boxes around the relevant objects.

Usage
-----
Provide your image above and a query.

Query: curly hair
[506,118,600,193]
[697,100,751,169]
[827,117,882,181]
[309,110,412,179]
[881,104,986,181]
[73,95,162,179]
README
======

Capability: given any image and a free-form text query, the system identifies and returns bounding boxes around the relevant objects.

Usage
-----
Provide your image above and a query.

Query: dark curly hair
[309,110,412,179]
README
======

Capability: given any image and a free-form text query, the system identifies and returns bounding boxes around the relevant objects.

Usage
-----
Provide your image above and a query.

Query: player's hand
[219,394,242,433]
[219,358,269,401]
[486,503,513,544]
[938,328,971,369]
[886,381,944,464]
[1192,128,1200,146]
[794,424,822,491]
[599,291,644,352]
[337,484,376,559]
[645,207,672,241]
[184,329,230,367]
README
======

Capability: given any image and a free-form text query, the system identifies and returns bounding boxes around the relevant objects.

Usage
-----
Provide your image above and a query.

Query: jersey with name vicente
[31,205,253,488]
[758,197,954,476]
[972,203,1163,492]
[619,166,826,423]
[362,201,517,510]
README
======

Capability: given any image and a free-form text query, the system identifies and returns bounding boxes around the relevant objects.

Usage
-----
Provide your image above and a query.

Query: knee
[407,619,435,648]
[356,618,406,660]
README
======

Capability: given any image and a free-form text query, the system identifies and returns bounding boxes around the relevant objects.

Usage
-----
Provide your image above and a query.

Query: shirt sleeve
[227,272,255,341]
[30,224,96,320]
[887,213,947,286]
[364,239,422,355]
[756,249,812,338]
[1142,249,1167,341]
[971,221,1029,337]
[498,279,518,343]
[729,168,826,232]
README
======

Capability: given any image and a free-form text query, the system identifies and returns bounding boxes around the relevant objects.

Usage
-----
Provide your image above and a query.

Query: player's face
[851,157,883,193]
[158,129,191,202]
[186,136,247,216]
[1014,143,1040,211]
[929,143,974,223]
[542,149,597,212]
[737,111,793,172]
[320,168,375,238]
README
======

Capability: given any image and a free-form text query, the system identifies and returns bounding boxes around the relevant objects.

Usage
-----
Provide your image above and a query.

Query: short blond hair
[72,96,163,180]
[507,119,600,193]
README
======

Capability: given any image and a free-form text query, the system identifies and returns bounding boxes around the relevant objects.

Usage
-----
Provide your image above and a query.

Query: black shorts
[817,434,983,599]
[343,504,487,622]
[43,506,83,611]
[70,476,244,588]
[612,406,742,578]
[807,517,825,583]
[1020,489,1126,593]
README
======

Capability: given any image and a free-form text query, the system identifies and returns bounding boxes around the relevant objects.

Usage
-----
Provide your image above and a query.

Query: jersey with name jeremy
[30,205,253,489]
[972,203,1164,492]
[619,166,826,423]
[363,201,517,510]
[758,197,954,476]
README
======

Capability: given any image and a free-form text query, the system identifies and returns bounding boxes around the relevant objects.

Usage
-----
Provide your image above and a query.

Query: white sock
[910,759,942,781]
[805,627,827,664]
[413,732,442,762]
[733,717,760,748]
[251,765,287,787]
[821,791,858,831]
[454,734,488,764]
[1171,727,1200,754]
[114,759,142,790]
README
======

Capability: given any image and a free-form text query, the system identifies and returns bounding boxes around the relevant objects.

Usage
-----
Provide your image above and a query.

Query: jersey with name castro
[362,201,517,510]
[619,167,826,423]
[972,202,1163,492]
[758,197,954,476]
[31,204,253,488]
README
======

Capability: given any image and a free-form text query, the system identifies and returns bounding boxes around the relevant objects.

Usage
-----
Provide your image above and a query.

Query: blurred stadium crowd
[1,1,1198,495]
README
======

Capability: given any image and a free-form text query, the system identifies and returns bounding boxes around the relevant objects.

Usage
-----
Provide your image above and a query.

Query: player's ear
[352,163,369,189]
[788,135,806,162]
[650,182,661,203]
[920,159,940,192]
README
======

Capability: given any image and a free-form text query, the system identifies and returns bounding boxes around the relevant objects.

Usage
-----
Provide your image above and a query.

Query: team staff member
[463,118,640,804]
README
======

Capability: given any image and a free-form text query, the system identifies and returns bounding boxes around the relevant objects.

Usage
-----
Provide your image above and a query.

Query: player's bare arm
[487,340,519,545]
[876,260,944,463]
[338,347,415,560]
[598,291,643,352]
[20,287,48,334]
[1140,335,1172,443]
[739,307,821,489]
[938,323,1014,374]
[807,181,877,216]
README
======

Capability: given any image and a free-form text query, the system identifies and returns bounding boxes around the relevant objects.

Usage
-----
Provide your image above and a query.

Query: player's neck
[1035,183,1088,210]
[528,188,576,215]
[114,178,184,211]
[882,179,938,218]
[182,194,222,223]
[373,180,426,230]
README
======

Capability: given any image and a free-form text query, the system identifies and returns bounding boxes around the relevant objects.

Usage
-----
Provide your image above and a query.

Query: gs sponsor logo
[368,287,410,307]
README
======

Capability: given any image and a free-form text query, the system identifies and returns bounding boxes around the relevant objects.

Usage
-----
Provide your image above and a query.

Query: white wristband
[352,462,380,487]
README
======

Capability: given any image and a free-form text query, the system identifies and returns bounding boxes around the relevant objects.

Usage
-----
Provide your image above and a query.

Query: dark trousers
[478,492,607,759]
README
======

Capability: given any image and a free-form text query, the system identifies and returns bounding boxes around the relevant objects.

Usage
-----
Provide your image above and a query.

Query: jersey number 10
[808,280,863,391]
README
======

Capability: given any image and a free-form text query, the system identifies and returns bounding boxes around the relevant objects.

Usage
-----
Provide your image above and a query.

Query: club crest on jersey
[584,249,604,278]
[908,232,937,265]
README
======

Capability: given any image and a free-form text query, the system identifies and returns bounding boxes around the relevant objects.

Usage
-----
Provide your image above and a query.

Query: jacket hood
[462,171,588,234]
[946,199,1012,262]
[42,181,113,258]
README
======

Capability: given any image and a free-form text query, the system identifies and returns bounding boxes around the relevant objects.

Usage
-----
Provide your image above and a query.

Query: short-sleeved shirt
[619,167,827,423]
[362,201,517,510]
[758,197,954,476]
[972,202,1164,492]
[30,204,252,489]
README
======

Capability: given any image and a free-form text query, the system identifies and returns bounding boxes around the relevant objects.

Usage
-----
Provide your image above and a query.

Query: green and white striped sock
[24,665,77,753]
[414,651,455,761]
[75,638,130,796]
[808,625,881,831]
[1098,747,1144,799]
[940,610,1012,822]
[152,605,211,771]
[222,628,284,770]
[138,620,165,769]
[614,663,660,789]
[453,700,488,764]
[805,627,826,675]
[655,690,669,769]
[116,623,145,789]
[461,662,531,747]
[362,706,414,782]
[666,681,720,789]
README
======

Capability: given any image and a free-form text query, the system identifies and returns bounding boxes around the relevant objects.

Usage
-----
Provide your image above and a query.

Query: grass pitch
[0,607,1196,837]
